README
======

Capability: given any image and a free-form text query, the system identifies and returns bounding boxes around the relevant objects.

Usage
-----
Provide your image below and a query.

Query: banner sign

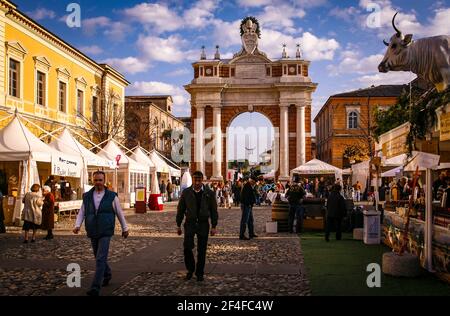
[52,155,81,177]
[439,111,450,141]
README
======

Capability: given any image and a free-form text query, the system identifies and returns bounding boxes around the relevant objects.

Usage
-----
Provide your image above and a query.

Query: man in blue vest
[73,170,129,296]
[177,171,218,282]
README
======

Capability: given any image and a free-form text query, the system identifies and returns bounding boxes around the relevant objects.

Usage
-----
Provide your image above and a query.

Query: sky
[14,0,450,161]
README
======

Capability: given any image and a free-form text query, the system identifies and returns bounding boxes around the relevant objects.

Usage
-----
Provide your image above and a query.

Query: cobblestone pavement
[113,272,310,296]
[0,203,310,296]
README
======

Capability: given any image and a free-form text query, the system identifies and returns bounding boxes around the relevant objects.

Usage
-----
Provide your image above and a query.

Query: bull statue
[378,13,450,92]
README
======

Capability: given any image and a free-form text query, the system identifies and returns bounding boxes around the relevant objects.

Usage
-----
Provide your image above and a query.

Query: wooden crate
[303,217,324,230]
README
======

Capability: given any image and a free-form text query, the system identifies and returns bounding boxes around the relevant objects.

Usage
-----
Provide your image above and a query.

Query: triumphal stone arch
[184,17,317,181]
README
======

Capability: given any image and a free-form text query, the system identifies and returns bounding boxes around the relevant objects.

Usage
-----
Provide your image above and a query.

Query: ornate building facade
[125,95,185,156]
[0,0,129,141]
[314,85,409,169]
[185,17,317,180]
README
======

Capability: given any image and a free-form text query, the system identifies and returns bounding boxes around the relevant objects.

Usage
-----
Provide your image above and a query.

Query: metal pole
[114,168,118,193]
[425,168,434,272]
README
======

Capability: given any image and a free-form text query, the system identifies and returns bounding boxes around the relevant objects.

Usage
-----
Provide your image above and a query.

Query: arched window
[348,111,358,129]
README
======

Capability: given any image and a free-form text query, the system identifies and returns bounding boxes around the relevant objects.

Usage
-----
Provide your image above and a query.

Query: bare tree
[125,113,160,151]
[77,88,125,146]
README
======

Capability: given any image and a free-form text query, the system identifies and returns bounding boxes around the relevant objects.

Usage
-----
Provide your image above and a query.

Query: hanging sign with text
[51,155,82,177]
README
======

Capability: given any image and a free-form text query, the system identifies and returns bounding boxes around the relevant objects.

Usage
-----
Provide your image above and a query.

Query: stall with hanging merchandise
[0,114,83,225]
[377,121,449,282]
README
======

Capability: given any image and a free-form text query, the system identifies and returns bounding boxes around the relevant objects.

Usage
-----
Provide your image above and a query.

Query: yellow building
[0,0,129,141]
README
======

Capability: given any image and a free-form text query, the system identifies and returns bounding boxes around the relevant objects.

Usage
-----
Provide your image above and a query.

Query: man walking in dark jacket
[285,182,306,233]
[239,178,257,240]
[73,171,129,296]
[325,184,347,242]
[176,171,218,282]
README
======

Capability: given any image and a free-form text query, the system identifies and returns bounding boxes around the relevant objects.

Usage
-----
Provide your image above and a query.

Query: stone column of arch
[296,102,306,166]
[194,104,205,176]
[279,103,290,181]
[211,104,223,181]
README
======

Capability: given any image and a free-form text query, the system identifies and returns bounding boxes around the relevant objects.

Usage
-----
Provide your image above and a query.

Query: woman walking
[41,185,55,240]
[22,184,44,243]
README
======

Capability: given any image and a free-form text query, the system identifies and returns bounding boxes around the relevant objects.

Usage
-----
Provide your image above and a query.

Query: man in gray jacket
[176,171,218,282]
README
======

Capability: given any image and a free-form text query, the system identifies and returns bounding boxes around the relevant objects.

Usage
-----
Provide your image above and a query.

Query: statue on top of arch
[233,16,268,59]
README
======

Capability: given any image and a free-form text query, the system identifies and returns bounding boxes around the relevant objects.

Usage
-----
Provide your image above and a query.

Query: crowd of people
[159,179,181,202]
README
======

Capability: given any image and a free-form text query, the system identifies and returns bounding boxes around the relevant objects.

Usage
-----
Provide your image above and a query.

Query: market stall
[291,159,343,179]
[0,114,83,225]
[130,146,155,200]
[149,150,181,183]
[377,121,449,280]
[48,128,112,216]
[96,140,150,208]
[290,159,343,229]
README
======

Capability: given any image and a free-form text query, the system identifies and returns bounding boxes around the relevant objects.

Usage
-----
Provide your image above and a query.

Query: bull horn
[392,12,401,36]
[383,39,389,46]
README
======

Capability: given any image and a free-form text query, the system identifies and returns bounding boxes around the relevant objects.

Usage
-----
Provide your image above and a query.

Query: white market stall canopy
[291,159,343,177]
[149,150,181,177]
[48,129,110,167]
[381,166,403,177]
[130,146,155,168]
[383,154,408,167]
[0,116,83,177]
[97,140,149,174]
[404,151,440,171]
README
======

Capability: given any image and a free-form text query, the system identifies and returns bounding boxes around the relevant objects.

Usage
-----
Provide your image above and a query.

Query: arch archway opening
[226,112,275,181]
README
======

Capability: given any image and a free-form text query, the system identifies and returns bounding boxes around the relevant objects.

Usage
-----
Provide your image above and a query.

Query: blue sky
[14,0,450,160]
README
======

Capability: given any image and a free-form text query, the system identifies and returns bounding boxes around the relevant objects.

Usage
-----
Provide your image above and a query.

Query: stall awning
[48,129,110,167]
[381,166,403,177]
[97,140,149,174]
[383,154,408,166]
[130,147,155,168]
[0,116,83,177]
[404,151,440,171]
[149,150,181,177]
[291,159,343,177]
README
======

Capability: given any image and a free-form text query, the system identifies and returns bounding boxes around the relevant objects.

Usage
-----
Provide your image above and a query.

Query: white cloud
[27,8,56,20]
[124,3,183,33]
[79,45,104,55]
[104,22,132,41]
[329,6,360,20]
[165,68,191,77]
[421,8,450,37]
[300,32,340,61]
[83,16,110,33]
[358,0,449,38]
[183,0,219,28]
[237,0,327,8]
[236,0,272,7]
[356,71,417,86]
[258,29,339,61]
[82,17,131,41]
[101,57,151,75]
[212,19,242,48]
[291,0,328,8]
[137,35,188,63]
[257,5,306,32]
[127,81,190,114]
[327,51,384,76]
[124,0,219,34]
